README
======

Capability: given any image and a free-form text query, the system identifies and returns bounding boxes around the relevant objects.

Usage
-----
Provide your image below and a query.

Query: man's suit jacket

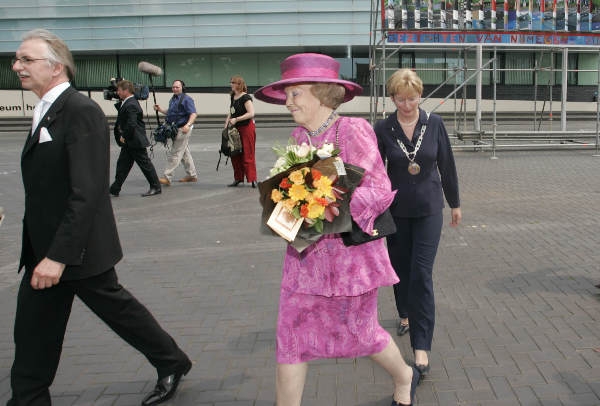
[19,85,123,280]
[114,97,150,149]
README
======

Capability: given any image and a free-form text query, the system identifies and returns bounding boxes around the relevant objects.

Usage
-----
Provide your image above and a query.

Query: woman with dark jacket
[225,75,257,187]
[375,69,462,378]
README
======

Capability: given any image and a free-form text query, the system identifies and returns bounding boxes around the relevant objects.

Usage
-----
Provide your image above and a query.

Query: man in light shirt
[9,29,191,406]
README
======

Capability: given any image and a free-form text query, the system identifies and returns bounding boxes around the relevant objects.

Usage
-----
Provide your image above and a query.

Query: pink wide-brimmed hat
[254,53,363,105]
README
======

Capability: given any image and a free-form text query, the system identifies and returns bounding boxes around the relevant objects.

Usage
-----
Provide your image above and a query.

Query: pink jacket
[281,117,399,297]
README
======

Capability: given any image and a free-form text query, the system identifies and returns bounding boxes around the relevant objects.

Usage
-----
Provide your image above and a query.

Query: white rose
[316,143,335,159]
[296,143,311,158]
[274,156,286,168]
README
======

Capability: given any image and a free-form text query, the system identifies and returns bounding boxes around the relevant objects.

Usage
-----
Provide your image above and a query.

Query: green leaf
[291,206,301,219]
[314,219,324,234]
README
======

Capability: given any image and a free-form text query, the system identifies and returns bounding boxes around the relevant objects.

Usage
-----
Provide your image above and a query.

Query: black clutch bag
[341,208,397,246]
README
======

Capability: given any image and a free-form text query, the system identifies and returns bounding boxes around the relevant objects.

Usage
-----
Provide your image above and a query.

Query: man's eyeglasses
[11,56,48,66]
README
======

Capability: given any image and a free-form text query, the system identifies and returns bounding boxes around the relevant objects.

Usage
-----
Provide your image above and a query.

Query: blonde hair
[309,83,346,109]
[22,29,76,82]
[230,75,248,95]
[386,69,423,97]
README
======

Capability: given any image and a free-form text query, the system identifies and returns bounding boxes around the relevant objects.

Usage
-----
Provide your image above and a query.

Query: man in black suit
[10,29,191,406]
[110,80,161,197]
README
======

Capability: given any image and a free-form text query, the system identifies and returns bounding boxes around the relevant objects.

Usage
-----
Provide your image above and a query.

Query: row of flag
[384,0,600,31]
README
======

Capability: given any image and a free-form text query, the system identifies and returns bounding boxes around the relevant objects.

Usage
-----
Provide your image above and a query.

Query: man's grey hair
[22,29,76,82]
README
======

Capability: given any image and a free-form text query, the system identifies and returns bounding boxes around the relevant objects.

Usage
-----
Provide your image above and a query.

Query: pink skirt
[276,288,391,364]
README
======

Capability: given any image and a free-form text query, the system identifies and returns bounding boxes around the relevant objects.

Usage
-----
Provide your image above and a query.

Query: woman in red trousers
[225,75,257,188]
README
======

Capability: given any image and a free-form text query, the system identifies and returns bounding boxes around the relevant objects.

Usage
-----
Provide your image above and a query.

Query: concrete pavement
[0,125,599,405]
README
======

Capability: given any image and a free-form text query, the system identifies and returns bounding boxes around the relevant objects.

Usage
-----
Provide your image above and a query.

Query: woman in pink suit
[255,53,420,406]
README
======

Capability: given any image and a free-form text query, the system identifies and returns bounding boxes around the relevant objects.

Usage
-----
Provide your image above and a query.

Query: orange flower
[311,168,322,181]
[271,189,283,203]
[282,198,297,211]
[288,170,305,185]
[300,204,309,218]
[314,196,328,206]
[279,178,292,189]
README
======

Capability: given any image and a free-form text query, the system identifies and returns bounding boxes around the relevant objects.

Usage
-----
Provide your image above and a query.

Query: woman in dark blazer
[375,69,462,378]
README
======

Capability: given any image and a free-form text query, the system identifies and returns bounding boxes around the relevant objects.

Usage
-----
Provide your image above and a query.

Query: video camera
[103,77,150,101]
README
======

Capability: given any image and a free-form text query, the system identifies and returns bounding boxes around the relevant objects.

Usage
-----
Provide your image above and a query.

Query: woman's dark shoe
[390,366,420,406]
[397,321,409,336]
[415,362,430,378]
[251,181,257,188]
[228,180,242,187]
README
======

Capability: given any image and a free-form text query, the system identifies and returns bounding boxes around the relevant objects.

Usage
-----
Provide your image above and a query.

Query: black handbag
[341,208,396,246]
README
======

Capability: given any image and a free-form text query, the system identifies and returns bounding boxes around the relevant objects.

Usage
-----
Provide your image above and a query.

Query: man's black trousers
[9,268,188,406]
[112,146,160,192]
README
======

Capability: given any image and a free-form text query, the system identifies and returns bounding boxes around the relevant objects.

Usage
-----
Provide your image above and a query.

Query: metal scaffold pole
[475,44,482,132]
[595,48,600,157]
[491,47,498,160]
[561,47,568,131]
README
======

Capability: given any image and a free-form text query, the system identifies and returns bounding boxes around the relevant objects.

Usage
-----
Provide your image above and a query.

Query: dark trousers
[111,146,160,192]
[9,268,188,406]
[386,212,443,351]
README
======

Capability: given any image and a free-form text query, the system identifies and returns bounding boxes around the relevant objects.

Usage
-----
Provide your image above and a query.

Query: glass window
[446,52,465,84]
[166,54,211,87]
[119,55,164,87]
[577,52,600,86]
[257,53,291,87]
[0,57,20,89]
[74,55,118,89]
[353,57,370,89]
[212,54,258,87]
[505,52,533,85]
[415,52,445,85]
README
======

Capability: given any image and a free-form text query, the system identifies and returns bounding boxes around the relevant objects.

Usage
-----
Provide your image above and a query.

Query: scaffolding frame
[369,0,600,156]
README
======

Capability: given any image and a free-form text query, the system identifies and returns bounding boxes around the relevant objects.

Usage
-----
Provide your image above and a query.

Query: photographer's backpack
[216,125,243,171]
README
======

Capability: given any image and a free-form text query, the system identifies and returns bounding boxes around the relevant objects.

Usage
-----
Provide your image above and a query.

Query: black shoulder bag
[340,114,433,246]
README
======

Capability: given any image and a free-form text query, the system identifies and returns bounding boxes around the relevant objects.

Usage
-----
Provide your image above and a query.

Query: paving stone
[1,130,600,405]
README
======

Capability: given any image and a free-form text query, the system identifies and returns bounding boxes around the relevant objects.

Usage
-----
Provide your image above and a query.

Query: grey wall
[0,0,371,53]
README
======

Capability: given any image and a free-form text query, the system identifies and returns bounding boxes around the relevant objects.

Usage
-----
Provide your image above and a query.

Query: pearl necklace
[306,110,337,137]
[398,114,419,126]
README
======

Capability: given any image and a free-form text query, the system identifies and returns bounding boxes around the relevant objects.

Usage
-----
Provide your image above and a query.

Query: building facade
[0,0,598,113]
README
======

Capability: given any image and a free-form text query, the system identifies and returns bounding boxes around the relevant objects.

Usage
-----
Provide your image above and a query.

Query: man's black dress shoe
[397,322,409,336]
[141,361,192,406]
[141,187,161,197]
[228,180,242,187]
[390,366,420,406]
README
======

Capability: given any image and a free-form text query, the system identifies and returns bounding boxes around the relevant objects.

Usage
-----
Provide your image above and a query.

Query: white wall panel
[0,0,369,53]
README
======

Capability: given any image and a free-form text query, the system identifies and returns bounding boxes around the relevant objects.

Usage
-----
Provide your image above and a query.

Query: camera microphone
[138,61,163,126]
[138,61,163,76]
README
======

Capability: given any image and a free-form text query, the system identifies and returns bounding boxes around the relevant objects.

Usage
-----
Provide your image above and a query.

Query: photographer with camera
[153,80,198,186]
[109,80,161,197]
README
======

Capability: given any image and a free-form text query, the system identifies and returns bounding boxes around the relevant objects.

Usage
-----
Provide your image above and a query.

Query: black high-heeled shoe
[390,366,420,406]
[228,180,242,187]
[414,350,430,378]
[251,181,256,188]
[397,321,409,336]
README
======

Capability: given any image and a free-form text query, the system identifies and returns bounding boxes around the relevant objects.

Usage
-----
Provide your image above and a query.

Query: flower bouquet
[258,139,365,252]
